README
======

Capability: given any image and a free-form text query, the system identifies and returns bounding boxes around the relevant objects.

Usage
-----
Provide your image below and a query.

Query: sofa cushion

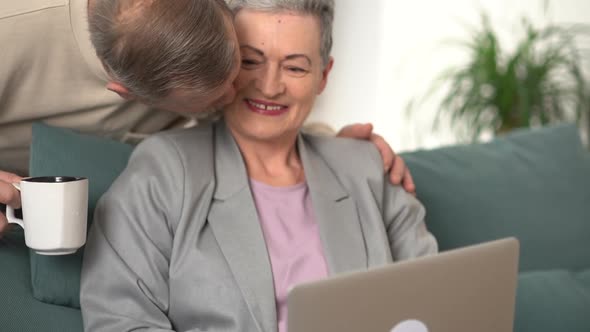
[515,269,590,331]
[0,228,83,331]
[28,122,133,308]
[400,124,590,272]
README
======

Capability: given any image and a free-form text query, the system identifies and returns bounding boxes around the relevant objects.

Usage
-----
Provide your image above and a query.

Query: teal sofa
[1,123,589,331]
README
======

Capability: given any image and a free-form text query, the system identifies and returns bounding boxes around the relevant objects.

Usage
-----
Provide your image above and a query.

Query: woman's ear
[318,56,334,95]
[106,81,134,100]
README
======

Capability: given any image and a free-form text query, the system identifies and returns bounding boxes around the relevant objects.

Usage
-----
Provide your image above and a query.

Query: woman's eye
[286,66,308,74]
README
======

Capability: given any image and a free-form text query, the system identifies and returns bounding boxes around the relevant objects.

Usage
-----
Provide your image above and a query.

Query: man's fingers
[402,169,416,196]
[337,123,373,139]
[0,180,21,208]
[0,170,21,184]
[370,133,394,172]
[389,156,417,195]
[0,170,22,209]
[389,154,406,185]
[0,213,9,238]
[336,125,417,195]
[0,171,21,237]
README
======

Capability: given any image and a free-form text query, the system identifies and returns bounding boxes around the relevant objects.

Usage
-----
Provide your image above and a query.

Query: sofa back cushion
[400,124,590,272]
[0,229,83,331]
[514,269,590,331]
[28,122,133,308]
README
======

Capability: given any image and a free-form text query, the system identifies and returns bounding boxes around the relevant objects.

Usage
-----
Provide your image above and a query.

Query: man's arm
[305,122,416,195]
[336,123,415,195]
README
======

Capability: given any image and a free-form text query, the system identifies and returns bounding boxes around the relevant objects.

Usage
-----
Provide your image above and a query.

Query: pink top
[249,179,329,332]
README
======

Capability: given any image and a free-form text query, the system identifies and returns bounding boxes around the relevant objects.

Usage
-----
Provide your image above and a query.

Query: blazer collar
[209,121,276,332]
[297,135,368,275]
[211,122,349,201]
[296,135,348,201]
[211,121,250,200]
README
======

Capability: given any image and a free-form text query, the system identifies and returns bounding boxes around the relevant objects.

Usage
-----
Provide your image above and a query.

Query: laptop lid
[288,237,519,332]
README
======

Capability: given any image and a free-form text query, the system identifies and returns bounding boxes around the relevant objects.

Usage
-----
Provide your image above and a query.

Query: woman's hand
[0,171,23,237]
[337,123,416,195]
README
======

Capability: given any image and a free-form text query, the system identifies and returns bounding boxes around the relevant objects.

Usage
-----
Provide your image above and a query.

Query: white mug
[6,176,88,255]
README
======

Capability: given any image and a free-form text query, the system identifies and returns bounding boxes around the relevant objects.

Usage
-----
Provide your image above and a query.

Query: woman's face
[223,9,333,144]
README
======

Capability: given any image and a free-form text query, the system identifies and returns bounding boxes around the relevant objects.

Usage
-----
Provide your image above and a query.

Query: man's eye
[241,59,259,67]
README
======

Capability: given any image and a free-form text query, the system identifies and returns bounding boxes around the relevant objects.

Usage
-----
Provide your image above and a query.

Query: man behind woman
[0,0,415,236]
[81,0,437,331]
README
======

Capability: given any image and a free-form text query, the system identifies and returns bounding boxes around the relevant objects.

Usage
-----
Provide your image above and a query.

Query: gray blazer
[81,120,437,332]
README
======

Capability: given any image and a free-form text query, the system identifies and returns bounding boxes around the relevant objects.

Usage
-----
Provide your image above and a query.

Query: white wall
[306,0,590,151]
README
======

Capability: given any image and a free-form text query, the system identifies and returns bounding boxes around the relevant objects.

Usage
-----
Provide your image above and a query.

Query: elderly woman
[80,0,437,331]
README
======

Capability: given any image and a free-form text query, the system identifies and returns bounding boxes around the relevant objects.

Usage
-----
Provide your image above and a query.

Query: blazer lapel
[207,122,277,332]
[298,136,368,275]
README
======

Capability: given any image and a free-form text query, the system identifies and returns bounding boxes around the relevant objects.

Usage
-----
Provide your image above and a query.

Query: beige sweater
[0,0,185,175]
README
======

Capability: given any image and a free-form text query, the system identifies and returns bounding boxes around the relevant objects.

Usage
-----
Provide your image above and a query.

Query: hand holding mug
[5,176,88,255]
[0,170,22,236]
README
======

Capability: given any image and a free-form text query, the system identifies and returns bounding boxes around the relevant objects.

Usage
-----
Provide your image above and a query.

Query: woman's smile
[244,98,289,116]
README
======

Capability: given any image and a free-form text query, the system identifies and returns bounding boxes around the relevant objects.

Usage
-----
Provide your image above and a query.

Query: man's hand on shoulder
[0,171,23,237]
[337,123,416,196]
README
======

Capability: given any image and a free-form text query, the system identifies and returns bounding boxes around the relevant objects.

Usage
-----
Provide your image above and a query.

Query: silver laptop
[288,237,519,332]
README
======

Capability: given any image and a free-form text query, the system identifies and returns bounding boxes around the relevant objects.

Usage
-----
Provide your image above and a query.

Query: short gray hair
[89,0,236,103]
[226,0,335,67]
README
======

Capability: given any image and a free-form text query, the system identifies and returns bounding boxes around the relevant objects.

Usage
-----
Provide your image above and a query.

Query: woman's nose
[257,66,285,97]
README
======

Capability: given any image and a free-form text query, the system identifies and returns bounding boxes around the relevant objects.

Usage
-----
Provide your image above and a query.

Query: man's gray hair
[226,0,334,67]
[89,0,236,103]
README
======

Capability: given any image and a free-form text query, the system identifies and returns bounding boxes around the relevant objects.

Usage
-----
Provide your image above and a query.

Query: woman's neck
[230,131,304,187]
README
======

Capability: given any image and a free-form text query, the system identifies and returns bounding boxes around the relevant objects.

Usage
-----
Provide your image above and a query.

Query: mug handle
[6,182,24,229]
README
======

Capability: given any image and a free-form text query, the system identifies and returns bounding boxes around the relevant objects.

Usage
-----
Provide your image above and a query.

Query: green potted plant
[415,13,590,142]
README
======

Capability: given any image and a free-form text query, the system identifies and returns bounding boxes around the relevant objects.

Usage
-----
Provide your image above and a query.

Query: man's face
[105,17,242,115]
[156,24,242,114]
[159,63,240,114]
